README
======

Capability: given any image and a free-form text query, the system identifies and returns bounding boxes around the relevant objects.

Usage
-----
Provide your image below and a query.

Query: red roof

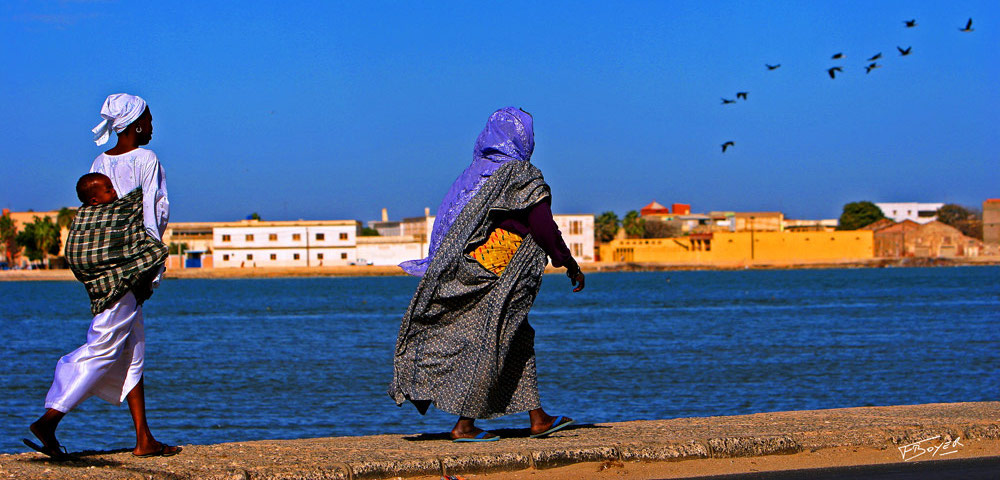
[640,201,670,216]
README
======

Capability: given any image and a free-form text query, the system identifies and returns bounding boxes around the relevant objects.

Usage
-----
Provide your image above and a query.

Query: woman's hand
[569,270,585,292]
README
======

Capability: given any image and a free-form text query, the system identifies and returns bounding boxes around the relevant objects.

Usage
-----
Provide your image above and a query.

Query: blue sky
[2,1,997,223]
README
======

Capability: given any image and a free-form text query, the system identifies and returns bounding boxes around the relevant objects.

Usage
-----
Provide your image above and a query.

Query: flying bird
[832,52,844,59]
[736,92,748,100]
[959,18,973,32]
[765,63,781,70]
[867,52,882,61]
[904,19,917,28]
[865,62,881,74]
[897,46,912,56]
[721,98,736,105]
[721,141,734,153]
[827,66,843,79]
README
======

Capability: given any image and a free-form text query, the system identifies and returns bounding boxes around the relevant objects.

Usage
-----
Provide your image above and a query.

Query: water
[1,267,998,454]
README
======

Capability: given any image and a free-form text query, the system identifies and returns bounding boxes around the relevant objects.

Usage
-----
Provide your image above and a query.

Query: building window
[570,221,582,235]
[246,234,254,242]
[246,254,253,260]
[572,243,583,257]
[269,233,278,241]
[223,254,230,261]
[317,253,324,260]
[339,233,348,240]
[341,252,347,259]
[222,234,231,242]
[292,233,301,241]
[316,233,325,241]
[293,253,300,260]
[270,253,277,260]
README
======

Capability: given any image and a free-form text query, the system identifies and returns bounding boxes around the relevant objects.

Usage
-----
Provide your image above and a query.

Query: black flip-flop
[132,443,182,458]
[22,438,78,462]
[529,416,576,438]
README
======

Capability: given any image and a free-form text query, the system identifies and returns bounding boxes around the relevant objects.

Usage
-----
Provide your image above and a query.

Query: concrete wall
[984,199,1000,254]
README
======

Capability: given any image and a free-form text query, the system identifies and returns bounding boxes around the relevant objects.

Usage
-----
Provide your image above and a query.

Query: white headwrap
[91,93,148,146]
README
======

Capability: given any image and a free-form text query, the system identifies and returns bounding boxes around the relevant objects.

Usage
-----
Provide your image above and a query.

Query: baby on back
[76,172,118,206]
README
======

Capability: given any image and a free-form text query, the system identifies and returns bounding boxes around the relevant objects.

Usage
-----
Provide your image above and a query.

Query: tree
[15,216,61,266]
[360,227,381,236]
[249,212,262,220]
[837,201,885,230]
[0,213,20,265]
[56,207,76,230]
[594,211,620,243]
[936,204,983,239]
[623,210,645,238]
[643,218,680,238]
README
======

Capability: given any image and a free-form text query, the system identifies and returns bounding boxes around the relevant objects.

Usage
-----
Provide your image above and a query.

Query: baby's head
[76,173,118,206]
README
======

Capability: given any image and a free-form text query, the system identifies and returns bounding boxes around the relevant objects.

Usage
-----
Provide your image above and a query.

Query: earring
[136,126,142,133]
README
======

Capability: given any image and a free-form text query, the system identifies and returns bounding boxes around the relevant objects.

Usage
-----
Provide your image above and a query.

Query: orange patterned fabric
[469,228,523,275]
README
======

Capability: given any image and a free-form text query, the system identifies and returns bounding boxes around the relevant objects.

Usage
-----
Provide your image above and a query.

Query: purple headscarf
[400,107,535,276]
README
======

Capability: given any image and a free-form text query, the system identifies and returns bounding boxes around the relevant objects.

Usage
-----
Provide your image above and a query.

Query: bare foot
[133,442,182,457]
[29,420,61,452]
[450,425,498,440]
[530,414,574,436]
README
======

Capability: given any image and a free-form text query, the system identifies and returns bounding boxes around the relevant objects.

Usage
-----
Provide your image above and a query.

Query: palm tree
[56,207,76,230]
[0,213,19,265]
[594,211,620,243]
[16,216,61,267]
[623,210,645,238]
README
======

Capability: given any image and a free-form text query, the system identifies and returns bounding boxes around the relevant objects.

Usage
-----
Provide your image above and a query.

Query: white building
[356,213,595,267]
[356,236,425,266]
[163,211,594,269]
[875,202,944,225]
[213,219,360,268]
[554,214,595,262]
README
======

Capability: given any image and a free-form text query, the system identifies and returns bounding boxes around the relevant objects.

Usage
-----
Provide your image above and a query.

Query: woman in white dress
[26,94,180,459]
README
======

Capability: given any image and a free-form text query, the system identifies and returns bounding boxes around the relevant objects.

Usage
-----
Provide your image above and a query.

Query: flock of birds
[718,17,976,153]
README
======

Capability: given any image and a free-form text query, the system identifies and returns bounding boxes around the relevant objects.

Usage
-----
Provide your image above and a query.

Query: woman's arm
[138,152,169,241]
[524,200,585,292]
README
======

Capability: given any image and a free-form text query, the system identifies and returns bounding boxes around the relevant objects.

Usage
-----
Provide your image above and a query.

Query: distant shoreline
[2,256,998,281]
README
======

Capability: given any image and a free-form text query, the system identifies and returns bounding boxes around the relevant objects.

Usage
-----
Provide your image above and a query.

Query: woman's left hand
[570,271,585,292]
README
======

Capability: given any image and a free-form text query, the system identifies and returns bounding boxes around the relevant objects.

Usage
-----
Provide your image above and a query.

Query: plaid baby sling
[66,188,168,314]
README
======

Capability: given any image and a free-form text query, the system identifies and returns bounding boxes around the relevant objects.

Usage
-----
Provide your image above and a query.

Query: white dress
[44,148,168,411]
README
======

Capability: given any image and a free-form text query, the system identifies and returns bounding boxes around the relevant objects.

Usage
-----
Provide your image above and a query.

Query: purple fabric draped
[400,107,534,276]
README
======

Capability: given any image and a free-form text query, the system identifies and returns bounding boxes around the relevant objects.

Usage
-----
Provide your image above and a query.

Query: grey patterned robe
[389,160,552,419]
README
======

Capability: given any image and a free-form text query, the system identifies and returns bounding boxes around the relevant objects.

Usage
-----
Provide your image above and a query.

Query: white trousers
[44,291,145,412]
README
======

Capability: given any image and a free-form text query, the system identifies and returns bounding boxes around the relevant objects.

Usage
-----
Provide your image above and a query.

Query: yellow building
[600,230,874,266]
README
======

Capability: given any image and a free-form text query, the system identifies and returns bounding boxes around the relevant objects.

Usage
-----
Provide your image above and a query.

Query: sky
[1,0,997,223]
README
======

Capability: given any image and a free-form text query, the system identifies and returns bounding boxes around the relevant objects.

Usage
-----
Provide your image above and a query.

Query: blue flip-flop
[453,430,500,442]
[529,416,576,438]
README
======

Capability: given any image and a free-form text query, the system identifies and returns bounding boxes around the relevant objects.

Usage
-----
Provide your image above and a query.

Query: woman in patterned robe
[390,107,585,441]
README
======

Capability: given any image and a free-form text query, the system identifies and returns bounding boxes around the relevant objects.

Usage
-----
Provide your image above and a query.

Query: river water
[1,267,997,454]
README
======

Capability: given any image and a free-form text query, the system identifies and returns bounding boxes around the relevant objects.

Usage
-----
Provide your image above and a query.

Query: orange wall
[600,231,874,264]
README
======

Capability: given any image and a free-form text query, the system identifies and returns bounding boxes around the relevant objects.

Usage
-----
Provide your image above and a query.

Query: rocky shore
[2,402,997,479]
